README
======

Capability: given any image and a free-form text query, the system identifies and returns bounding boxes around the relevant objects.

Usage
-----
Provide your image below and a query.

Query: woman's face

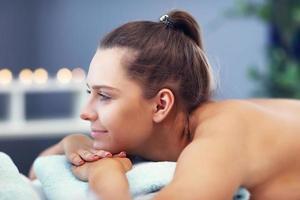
[81,48,154,154]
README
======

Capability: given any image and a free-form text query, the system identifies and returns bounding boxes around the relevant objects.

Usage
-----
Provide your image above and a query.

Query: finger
[113,157,132,172]
[78,149,99,161]
[71,166,88,182]
[68,152,85,166]
[113,151,127,158]
[121,158,132,171]
[71,166,83,181]
[90,149,112,158]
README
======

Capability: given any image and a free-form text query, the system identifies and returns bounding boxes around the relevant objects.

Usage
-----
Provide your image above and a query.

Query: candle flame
[33,68,48,84]
[72,67,86,82]
[0,68,13,85]
[19,68,33,85]
[57,68,72,84]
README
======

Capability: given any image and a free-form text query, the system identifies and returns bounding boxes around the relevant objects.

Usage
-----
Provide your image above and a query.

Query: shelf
[0,78,89,138]
[0,79,86,93]
[0,119,90,138]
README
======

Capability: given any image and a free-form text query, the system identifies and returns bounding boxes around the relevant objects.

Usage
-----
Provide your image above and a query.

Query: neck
[135,100,216,161]
[137,109,192,161]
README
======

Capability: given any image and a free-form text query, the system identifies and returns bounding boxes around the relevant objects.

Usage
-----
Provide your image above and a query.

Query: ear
[152,88,175,123]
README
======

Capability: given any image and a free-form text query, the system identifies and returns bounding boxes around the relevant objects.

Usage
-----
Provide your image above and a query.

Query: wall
[0,0,267,98]
[0,0,267,174]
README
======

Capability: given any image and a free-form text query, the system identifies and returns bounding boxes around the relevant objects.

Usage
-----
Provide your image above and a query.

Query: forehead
[87,48,138,91]
[87,48,126,84]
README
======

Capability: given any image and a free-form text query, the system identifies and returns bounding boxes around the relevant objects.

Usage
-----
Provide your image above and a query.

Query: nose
[80,103,98,122]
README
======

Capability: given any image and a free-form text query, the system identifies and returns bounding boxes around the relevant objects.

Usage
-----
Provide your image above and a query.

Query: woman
[30,10,300,200]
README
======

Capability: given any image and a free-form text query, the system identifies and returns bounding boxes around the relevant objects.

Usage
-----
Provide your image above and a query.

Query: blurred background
[0,0,299,174]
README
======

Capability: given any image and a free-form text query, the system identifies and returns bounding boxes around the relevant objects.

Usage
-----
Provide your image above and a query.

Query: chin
[93,141,122,154]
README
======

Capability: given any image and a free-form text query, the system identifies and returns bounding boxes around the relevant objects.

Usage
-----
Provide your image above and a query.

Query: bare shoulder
[247,98,300,118]
[157,102,252,198]
[218,98,300,118]
[191,99,300,186]
[191,99,254,138]
[155,136,249,199]
[156,99,300,199]
[192,98,300,138]
[155,101,267,199]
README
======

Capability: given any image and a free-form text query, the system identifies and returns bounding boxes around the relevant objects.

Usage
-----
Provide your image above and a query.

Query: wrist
[89,168,130,200]
[88,158,125,181]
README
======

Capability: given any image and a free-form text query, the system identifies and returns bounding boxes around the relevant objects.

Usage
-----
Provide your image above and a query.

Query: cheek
[101,101,151,142]
[100,103,130,131]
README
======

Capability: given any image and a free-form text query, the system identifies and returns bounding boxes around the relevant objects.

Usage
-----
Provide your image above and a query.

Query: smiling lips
[91,130,108,138]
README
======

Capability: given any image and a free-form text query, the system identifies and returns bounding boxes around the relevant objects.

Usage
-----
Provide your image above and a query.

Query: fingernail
[92,154,99,158]
[104,152,112,157]
[75,157,84,165]
[119,151,126,157]
[79,160,84,165]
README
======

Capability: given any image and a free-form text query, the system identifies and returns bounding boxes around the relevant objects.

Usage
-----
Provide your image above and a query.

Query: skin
[80,47,189,161]
[34,47,300,199]
[28,134,116,179]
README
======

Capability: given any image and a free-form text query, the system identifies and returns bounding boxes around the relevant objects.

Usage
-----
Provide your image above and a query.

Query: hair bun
[167,10,203,49]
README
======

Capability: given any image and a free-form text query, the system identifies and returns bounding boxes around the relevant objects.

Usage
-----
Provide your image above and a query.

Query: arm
[72,157,132,200]
[28,133,112,179]
[61,133,106,165]
[88,158,132,200]
[154,117,249,200]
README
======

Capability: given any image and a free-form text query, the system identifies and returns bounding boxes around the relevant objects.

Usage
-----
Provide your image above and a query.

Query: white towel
[0,152,250,200]
[33,155,250,200]
[0,152,40,200]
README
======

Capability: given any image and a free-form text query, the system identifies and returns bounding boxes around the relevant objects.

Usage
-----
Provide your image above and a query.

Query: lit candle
[19,68,33,85]
[33,68,48,84]
[57,68,72,84]
[72,67,86,83]
[0,68,13,85]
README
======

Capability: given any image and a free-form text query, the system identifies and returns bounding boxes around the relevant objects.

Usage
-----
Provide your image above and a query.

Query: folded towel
[0,152,250,200]
[0,152,40,200]
[34,155,88,200]
[33,155,250,200]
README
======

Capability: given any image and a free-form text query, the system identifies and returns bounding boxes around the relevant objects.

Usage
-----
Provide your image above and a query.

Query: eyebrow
[86,83,120,92]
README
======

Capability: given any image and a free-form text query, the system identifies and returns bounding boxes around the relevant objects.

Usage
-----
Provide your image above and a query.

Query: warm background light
[71,67,86,82]
[19,68,33,85]
[33,68,48,84]
[57,68,72,84]
[0,68,13,85]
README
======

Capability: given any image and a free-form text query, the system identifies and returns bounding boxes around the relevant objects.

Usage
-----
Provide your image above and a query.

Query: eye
[98,92,111,101]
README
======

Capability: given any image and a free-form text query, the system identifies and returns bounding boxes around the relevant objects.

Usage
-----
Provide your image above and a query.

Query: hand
[28,133,113,180]
[62,134,113,166]
[72,152,132,182]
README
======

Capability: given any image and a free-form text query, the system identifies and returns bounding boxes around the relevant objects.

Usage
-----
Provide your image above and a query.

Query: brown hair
[100,10,214,113]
